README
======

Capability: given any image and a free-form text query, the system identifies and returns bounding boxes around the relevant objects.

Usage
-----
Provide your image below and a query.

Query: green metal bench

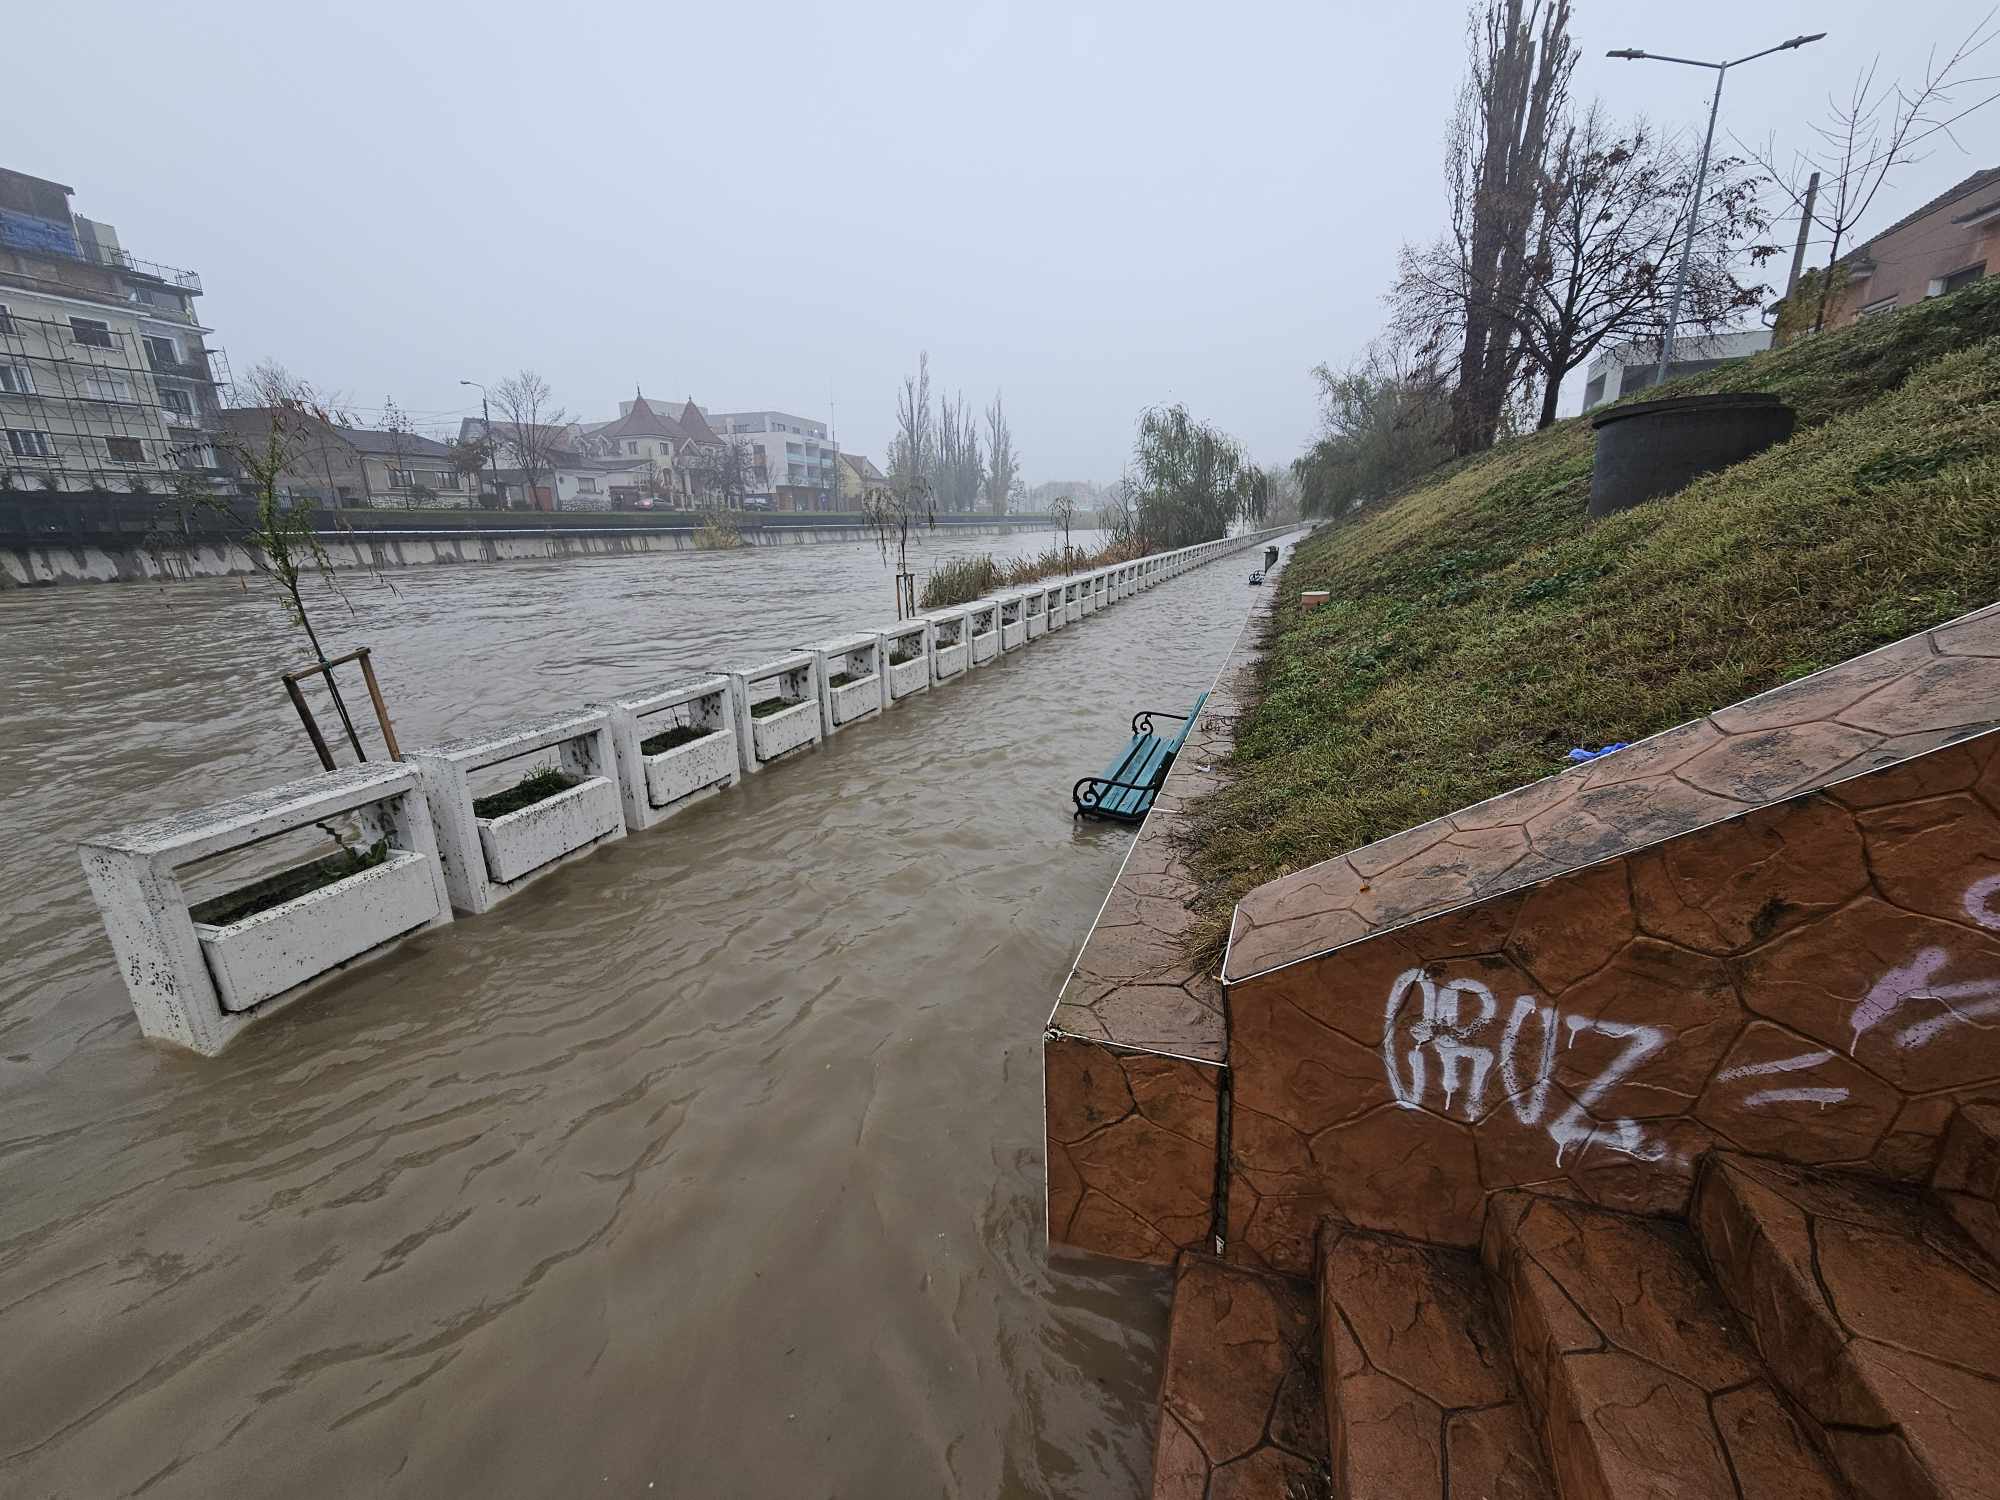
[1073,693,1209,822]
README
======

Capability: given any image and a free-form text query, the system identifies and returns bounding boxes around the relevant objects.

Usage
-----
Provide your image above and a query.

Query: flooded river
[0,532,1263,1497]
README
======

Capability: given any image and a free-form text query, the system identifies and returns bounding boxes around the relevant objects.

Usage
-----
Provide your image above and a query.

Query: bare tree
[446,431,492,499]
[490,369,569,509]
[690,436,757,509]
[983,393,1018,515]
[1049,495,1076,562]
[380,396,418,508]
[1748,10,2000,333]
[886,352,936,499]
[1514,109,1773,424]
[934,389,983,511]
[168,364,372,756]
[1398,0,1576,454]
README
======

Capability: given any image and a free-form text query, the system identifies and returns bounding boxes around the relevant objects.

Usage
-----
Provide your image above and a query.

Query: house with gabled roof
[1820,166,1999,326]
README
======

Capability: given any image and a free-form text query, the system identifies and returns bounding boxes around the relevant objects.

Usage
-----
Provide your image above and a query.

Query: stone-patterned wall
[1045,544,1291,1263]
[1225,732,2000,1274]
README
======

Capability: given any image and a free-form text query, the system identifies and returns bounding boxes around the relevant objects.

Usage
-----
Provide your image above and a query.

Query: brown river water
[0,531,1262,1498]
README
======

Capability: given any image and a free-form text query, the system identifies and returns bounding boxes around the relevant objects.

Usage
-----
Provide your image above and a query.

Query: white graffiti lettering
[1383,967,1667,1165]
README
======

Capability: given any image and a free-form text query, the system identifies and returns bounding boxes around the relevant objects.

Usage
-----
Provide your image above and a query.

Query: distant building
[706,409,837,510]
[1581,329,1773,410]
[837,451,885,504]
[1815,166,1999,327]
[573,393,721,509]
[218,409,467,507]
[0,166,229,493]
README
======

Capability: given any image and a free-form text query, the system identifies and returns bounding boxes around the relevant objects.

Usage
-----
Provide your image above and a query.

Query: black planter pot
[1588,392,1795,518]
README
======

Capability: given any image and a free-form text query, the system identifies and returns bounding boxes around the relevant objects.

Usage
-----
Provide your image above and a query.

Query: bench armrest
[1131,706,1196,735]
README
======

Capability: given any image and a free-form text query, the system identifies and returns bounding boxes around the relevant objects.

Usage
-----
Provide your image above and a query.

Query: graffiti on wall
[1382,874,2000,1166]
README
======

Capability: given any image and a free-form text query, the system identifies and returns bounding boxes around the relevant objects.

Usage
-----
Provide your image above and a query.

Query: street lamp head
[1783,32,1827,48]
[1607,47,1646,59]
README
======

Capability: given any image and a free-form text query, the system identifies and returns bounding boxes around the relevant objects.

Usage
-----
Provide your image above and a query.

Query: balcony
[101,247,202,294]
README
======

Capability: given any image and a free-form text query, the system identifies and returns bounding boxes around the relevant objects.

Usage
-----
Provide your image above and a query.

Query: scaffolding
[0,305,227,494]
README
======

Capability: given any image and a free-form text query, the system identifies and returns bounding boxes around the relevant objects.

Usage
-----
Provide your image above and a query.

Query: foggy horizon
[13,0,1992,483]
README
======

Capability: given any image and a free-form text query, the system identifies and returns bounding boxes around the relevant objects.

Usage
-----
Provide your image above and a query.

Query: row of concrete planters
[198,849,441,1013]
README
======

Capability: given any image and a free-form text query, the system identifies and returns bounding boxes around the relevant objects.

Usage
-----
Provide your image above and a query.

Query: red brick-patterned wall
[1226,733,2000,1274]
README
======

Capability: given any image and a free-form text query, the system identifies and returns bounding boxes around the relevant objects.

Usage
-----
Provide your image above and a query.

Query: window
[8,429,54,458]
[577,477,599,493]
[160,388,193,417]
[69,317,113,349]
[1928,263,1986,297]
[0,364,33,396]
[142,335,178,367]
[627,440,638,455]
[106,436,144,464]
[81,374,132,403]
[0,303,13,334]
[1857,296,1898,320]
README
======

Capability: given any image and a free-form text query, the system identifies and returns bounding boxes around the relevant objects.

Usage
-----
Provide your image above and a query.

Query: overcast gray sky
[14,0,1995,480]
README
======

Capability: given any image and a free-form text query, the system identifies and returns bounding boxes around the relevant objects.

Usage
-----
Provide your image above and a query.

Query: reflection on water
[0,534,1255,1497]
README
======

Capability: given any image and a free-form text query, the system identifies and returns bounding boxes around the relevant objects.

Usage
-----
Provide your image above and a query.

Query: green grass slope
[1188,281,2000,955]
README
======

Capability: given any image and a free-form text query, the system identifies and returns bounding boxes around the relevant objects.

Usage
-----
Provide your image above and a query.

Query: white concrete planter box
[1076,576,1097,616]
[411,710,626,914]
[1053,582,1076,628]
[813,633,886,734]
[198,849,439,1013]
[645,729,738,808]
[79,763,453,1056]
[927,608,969,682]
[997,592,1028,650]
[1024,591,1047,640]
[599,676,740,831]
[731,651,823,771]
[883,621,931,703]
[477,777,623,884]
[966,601,1000,665]
[751,699,820,760]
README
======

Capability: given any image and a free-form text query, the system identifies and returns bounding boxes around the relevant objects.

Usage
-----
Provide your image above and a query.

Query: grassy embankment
[1185,279,2000,958]
[919,538,1144,610]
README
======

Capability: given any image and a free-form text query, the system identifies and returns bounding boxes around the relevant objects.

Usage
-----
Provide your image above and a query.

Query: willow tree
[1125,404,1259,550]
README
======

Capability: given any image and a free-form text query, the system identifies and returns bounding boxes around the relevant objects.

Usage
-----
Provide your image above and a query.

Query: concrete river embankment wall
[80,527,1294,1055]
[0,507,1061,586]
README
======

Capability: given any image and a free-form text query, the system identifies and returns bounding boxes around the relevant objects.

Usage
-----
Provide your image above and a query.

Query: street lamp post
[459,379,503,508]
[1608,32,1825,385]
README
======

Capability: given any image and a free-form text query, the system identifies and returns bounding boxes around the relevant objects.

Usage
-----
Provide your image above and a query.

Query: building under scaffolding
[0,167,230,495]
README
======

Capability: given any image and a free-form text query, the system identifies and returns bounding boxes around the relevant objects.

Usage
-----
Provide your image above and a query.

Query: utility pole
[460,379,502,507]
[1785,170,1822,300]
[1608,32,1825,386]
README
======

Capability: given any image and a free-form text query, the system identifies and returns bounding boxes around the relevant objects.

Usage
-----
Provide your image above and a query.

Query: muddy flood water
[0,531,1263,1498]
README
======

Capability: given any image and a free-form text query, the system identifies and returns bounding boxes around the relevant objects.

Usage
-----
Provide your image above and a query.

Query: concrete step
[1482,1189,1841,1500]
[1933,1102,2000,1264]
[1693,1151,2000,1500]
[1149,1254,1328,1499]
[1318,1222,1554,1499]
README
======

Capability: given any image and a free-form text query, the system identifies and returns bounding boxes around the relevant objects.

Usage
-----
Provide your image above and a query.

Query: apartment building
[0,167,227,493]
[705,409,837,510]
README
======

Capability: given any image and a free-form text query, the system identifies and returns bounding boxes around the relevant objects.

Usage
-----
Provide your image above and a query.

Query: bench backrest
[1165,692,1208,752]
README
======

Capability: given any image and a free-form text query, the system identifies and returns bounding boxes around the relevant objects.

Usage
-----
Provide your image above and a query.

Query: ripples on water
[0,532,1261,1497]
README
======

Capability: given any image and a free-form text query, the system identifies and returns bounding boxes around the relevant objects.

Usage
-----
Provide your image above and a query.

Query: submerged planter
[730,651,823,771]
[600,676,741,831]
[883,620,932,703]
[813,633,887,734]
[927,608,970,681]
[966,601,1000,665]
[411,710,626,914]
[997,591,1029,650]
[1024,590,1047,640]
[200,849,439,1012]
[1589,392,1795,518]
[79,763,453,1055]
